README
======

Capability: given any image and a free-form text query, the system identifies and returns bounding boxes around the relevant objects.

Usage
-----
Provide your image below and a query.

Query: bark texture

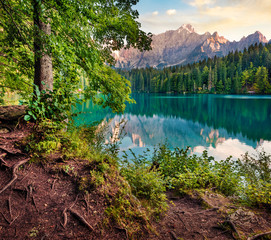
[33,0,53,92]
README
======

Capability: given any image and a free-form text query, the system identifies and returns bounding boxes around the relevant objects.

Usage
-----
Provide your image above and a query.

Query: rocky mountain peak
[211,31,228,44]
[115,25,269,69]
[178,24,195,33]
[241,31,268,43]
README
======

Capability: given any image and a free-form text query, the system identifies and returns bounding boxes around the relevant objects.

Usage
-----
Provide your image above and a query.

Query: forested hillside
[118,43,271,94]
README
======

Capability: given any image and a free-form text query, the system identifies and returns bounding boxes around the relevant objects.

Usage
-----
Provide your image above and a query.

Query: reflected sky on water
[74,94,271,160]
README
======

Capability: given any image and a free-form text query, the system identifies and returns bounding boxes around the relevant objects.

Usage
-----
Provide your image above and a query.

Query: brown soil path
[149,193,234,240]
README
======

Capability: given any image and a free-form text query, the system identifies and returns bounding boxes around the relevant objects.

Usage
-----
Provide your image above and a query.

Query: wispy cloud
[138,0,271,41]
[166,9,177,16]
[152,11,159,16]
[189,0,216,8]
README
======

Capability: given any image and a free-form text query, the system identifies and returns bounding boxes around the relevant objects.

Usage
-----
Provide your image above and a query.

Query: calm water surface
[74,94,271,160]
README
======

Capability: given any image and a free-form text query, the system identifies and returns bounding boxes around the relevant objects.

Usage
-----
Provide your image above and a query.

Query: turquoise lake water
[74,94,271,160]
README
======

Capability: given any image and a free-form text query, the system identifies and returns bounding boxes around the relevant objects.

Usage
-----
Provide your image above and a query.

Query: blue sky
[133,0,271,41]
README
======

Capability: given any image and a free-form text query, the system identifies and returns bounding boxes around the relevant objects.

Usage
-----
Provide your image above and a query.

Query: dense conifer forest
[118,43,271,94]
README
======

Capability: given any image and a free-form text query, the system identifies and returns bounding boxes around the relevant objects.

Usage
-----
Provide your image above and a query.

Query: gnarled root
[0,158,30,195]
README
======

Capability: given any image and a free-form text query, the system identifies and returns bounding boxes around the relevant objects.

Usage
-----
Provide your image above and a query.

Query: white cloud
[138,0,271,41]
[152,11,159,16]
[166,9,177,16]
[189,0,216,8]
[193,139,271,161]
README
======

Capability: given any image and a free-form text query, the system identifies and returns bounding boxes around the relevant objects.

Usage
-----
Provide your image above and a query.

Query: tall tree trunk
[33,0,53,92]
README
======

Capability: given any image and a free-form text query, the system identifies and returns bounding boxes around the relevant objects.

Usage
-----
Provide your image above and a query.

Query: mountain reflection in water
[74,94,271,160]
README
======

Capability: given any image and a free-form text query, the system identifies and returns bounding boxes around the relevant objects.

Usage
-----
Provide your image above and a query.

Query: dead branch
[0,158,30,195]
[69,208,94,232]
[247,231,271,240]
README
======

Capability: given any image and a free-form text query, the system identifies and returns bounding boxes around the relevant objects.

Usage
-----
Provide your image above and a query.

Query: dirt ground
[0,123,271,240]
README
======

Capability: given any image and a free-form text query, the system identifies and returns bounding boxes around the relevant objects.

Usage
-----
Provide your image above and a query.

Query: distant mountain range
[114,24,269,69]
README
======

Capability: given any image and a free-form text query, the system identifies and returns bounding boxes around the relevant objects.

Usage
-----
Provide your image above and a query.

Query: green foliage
[244,182,271,207]
[104,179,152,239]
[238,151,271,207]
[21,84,76,123]
[121,162,168,216]
[149,145,241,196]
[1,0,151,113]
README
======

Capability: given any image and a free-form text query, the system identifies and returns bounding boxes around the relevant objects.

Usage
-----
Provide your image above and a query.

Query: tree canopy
[0,0,152,112]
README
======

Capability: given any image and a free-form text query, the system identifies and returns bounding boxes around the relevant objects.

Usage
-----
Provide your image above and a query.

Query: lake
[74,94,271,160]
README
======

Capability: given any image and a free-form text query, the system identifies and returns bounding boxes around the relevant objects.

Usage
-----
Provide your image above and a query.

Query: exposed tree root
[32,196,38,212]
[0,158,30,195]
[0,211,10,224]
[0,146,22,155]
[69,208,94,232]
[0,154,8,168]
[247,231,271,240]
[193,207,219,215]
[9,214,19,226]
[8,194,12,219]
[0,125,13,132]
[114,226,128,239]
[61,195,80,229]
[61,208,68,229]
[83,194,90,215]
[176,214,189,231]
[169,231,178,240]
[224,220,241,240]
[51,179,57,190]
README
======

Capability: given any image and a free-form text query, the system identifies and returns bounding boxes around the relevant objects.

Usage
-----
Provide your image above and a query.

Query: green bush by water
[121,144,271,209]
